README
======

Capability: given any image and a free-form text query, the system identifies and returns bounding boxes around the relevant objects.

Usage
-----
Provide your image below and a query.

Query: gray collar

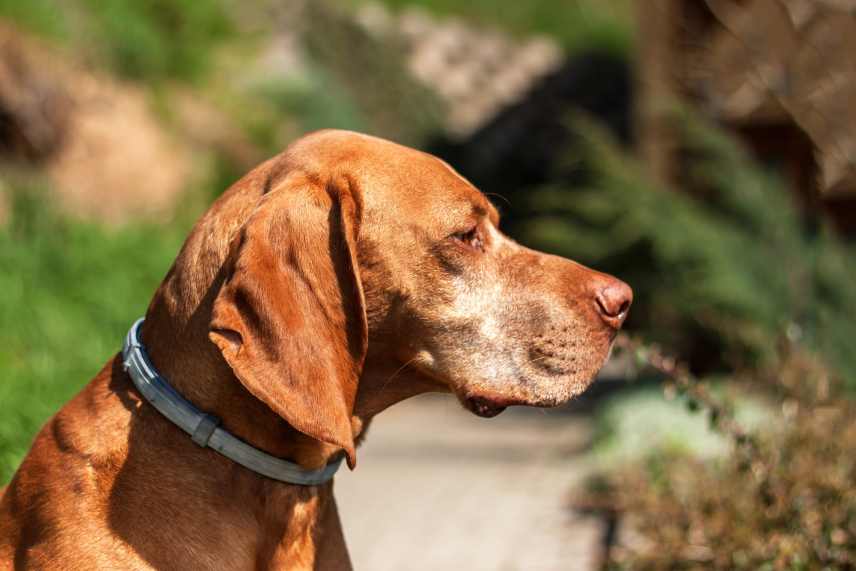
[121,318,343,486]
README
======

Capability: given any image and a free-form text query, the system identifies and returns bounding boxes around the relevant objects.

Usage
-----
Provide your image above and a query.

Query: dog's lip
[464,396,507,418]
[459,391,530,418]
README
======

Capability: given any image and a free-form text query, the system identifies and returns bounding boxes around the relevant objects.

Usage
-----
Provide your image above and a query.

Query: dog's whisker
[528,354,556,365]
[381,357,418,392]
[484,192,512,209]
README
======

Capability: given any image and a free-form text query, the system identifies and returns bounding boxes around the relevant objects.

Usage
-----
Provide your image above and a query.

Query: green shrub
[0,0,68,40]
[584,351,856,570]
[0,183,189,483]
[518,113,856,385]
[350,0,633,56]
[82,0,234,81]
[0,0,235,82]
[303,1,444,146]
[248,70,369,149]
[591,385,771,467]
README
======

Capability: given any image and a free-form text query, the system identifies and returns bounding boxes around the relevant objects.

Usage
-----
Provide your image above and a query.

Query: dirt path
[335,394,601,570]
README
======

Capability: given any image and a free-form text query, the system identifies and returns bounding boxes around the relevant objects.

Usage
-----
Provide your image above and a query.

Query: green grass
[83,0,235,82]
[0,0,69,40]
[0,185,191,483]
[0,0,236,82]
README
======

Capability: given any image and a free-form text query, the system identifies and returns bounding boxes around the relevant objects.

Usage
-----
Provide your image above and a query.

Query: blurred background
[2,0,856,568]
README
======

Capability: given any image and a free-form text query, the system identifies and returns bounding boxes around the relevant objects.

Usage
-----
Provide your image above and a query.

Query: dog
[0,130,631,569]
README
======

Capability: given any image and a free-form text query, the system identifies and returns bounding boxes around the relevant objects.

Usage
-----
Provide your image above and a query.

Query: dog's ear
[209,174,367,469]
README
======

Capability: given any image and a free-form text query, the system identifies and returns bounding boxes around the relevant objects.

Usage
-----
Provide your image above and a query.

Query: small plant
[517,112,856,387]
[578,337,856,570]
[557,113,856,568]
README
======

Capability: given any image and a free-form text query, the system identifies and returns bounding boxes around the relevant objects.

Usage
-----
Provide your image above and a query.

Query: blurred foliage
[347,0,633,56]
[85,0,234,81]
[517,112,856,387]
[249,71,368,146]
[0,0,66,40]
[1,7,855,570]
[581,346,856,569]
[0,180,192,482]
[0,0,236,81]
[303,1,444,147]
[590,384,770,466]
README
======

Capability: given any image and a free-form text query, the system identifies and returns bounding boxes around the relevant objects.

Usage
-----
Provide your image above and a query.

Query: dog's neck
[138,240,445,474]
[140,295,343,471]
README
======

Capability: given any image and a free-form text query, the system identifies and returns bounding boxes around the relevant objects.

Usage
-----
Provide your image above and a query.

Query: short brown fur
[0,130,631,570]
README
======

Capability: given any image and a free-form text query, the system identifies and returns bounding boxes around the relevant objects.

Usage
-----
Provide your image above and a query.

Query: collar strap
[121,318,343,486]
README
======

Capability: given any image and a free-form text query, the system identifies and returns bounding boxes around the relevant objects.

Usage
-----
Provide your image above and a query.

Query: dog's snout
[594,278,632,329]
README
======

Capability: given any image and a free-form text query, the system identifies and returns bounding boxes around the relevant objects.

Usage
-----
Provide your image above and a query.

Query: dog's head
[205,130,631,466]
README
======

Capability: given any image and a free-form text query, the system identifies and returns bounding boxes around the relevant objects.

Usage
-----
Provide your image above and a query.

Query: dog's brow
[474,202,501,226]
[468,204,501,231]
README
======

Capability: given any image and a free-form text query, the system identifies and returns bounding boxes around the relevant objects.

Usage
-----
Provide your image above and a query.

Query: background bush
[0,184,190,481]
[0,0,235,82]
[516,113,856,386]
[585,349,856,569]
[2,2,856,567]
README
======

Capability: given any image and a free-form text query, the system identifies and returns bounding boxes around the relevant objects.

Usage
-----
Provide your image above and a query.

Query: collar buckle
[191,414,221,448]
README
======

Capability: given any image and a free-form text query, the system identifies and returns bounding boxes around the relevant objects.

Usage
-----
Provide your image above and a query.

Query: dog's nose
[594,278,633,329]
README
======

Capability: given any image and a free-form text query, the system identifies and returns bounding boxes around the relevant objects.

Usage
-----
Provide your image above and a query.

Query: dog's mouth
[463,395,508,418]
[458,389,542,418]
[446,342,615,419]
[455,365,606,418]
[461,391,568,417]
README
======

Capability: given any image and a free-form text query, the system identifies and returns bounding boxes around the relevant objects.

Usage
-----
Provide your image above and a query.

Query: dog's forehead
[362,147,493,227]
[287,129,495,225]
[372,158,486,219]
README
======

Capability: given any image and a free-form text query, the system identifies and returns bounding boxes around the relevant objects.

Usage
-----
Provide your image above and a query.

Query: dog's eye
[452,226,484,251]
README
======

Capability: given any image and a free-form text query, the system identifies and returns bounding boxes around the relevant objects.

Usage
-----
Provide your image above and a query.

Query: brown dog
[0,130,631,570]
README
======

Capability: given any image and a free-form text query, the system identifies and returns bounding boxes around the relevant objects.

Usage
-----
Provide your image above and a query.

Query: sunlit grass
[0,186,192,483]
[0,0,234,82]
